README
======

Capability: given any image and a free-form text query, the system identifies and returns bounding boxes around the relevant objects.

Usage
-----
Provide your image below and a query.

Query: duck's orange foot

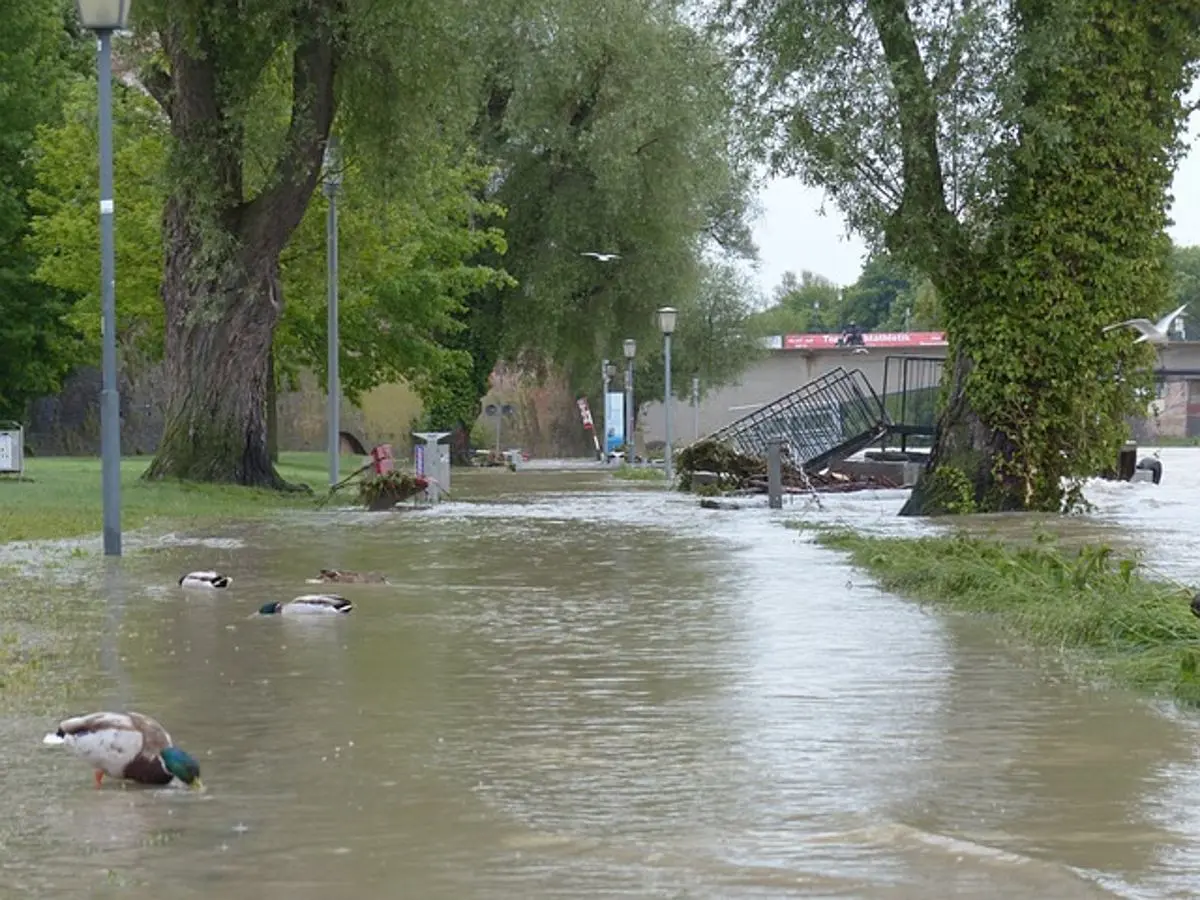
[93,769,104,788]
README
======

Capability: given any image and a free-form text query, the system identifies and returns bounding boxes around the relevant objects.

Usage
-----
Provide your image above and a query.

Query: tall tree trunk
[144,202,289,487]
[266,340,279,464]
[141,19,336,488]
[899,350,1017,516]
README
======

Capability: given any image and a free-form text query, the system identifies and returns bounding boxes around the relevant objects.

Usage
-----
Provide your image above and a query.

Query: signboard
[576,397,600,456]
[778,331,947,350]
[576,397,595,430]
[0,424,22,475]
[604,391,625,453]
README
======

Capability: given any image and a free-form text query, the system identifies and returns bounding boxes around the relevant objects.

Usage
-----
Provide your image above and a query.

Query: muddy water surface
[3,452,1200,898]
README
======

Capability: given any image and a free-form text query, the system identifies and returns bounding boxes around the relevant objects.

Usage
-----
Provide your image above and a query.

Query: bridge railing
[707,367,891,469]
[881,356,944,452]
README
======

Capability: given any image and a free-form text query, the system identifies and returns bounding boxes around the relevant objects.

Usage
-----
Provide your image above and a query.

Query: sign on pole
[604,392,625,454]
[0,423,23,477]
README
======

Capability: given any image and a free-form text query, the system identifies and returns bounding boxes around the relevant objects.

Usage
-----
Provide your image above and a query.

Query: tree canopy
[3,0,759,480]
[0,0,89,422]
[720,0,1200,514]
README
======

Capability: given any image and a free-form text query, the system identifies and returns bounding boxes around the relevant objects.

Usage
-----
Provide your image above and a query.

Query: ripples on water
[4,450,1200,897]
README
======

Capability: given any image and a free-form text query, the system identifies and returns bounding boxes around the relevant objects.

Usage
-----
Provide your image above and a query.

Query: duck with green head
[259,594,354,616]
[43,711,203,790]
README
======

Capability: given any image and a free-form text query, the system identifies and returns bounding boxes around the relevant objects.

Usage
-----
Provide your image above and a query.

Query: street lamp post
[600,359,617,463]
[77,0,131,558]
[657,307,677,483]
[623,339,636,463]
[691,375,700,441]
[324,136,341,488]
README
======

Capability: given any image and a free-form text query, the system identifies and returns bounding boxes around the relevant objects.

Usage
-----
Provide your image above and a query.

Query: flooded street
[5,450,1200,897]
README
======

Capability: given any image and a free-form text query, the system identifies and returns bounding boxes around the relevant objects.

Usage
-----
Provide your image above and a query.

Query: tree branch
[140,63,173,116]
[238,16,339,260]
[865,0,959,260]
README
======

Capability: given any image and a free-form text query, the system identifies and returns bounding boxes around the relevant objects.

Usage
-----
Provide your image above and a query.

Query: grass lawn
[0,452,348,544]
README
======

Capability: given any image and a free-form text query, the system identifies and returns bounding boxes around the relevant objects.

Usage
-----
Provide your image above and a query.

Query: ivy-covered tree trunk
[141,21,336,487]
[899,351,1017,516]
[899,0,1197,516]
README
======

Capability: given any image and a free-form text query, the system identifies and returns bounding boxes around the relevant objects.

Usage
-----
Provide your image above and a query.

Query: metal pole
[767,438,784,509]
[494,412,502,455]
[97,30,122,557]
[600,359,609,463]
[326,159,340,488]
[625,358,635,463]
[692,375,700,441]
[663,333,673,482]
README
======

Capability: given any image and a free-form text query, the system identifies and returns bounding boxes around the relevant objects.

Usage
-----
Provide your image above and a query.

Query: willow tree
[721,0,1200,513]
[122,0,487,485]
[421,0,757,435]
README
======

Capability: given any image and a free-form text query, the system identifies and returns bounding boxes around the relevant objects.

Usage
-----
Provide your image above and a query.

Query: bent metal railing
[707,367,892,472]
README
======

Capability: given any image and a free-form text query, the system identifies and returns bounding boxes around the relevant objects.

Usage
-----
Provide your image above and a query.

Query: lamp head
[623,339,636,360]
[323,135,342,194]
[76,0,131,30]
[657,307,677,336]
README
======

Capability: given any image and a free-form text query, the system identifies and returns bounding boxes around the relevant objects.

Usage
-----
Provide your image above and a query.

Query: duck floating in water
[42,711,203,790]
[258,594,353,616]
[306,569,388,585]
[179,571,231,590]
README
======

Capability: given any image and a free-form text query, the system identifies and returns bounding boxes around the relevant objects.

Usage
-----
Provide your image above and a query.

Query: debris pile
[676,439,899,495]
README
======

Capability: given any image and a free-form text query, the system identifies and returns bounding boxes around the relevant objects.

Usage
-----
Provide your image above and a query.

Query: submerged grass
[0,452,345,544]
[810,526,1200,707]
[611,464,667,482]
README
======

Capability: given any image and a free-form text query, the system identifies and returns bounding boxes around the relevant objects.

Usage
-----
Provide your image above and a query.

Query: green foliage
[469,1,757,399]
[721,0,1200,513]
[954,2,1195,511]
[840,254,915,330]
[628,262,764,410]
[1169,244,1200,332]
[611,464,666,482]
[276,150,514,407]
[747,269,840,335]
[813,528,1200,706]
[746,253,934,337]
[25,79,510,408]
[0,0,90,421]
[26,79,169,361]
[922,465,975,515]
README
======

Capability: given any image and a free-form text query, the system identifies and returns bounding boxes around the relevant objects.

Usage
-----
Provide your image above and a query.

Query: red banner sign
[576,397,595,430]
[781,331,947,350]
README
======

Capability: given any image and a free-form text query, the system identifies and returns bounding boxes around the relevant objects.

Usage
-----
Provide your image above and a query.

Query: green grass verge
[611,463,667,482]
[809,526,1200,707]
[0,452,346,544]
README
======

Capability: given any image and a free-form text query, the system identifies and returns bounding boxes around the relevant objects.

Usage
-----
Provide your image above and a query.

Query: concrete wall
[637,346,949,446]
[638,344,1200,449]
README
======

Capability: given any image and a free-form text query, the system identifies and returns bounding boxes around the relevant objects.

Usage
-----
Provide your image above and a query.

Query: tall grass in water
[813,528,1200,707]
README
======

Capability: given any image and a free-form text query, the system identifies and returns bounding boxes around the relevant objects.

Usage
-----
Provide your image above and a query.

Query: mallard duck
[258,594,353,616]
[179,571,231,590]
[306,569,388,585]
[42,711,203,790]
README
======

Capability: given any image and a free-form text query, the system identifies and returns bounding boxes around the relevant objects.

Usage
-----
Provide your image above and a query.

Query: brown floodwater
[3,450,1200,898]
